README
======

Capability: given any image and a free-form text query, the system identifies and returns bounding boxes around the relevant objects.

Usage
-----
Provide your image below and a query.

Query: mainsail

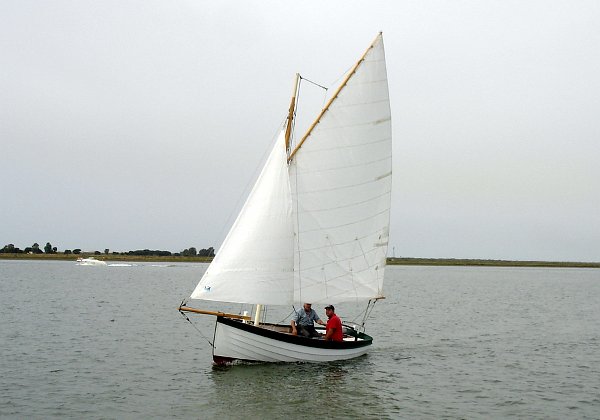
[190,33,391,306]
[290,34,391,304]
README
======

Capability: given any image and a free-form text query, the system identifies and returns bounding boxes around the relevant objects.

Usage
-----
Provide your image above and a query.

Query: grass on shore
[1,253,598,268]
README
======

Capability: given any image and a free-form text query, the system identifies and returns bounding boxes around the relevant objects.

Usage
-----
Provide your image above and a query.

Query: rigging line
[290,75,330,152]
[178,309,213,347]
[278,307,297,324]
[357,240,371,281]
[361,299,379,330]
[306,74,332,108]
[299,227,386,253]
[367,300,378,322]
[360,300,372,329]
[299,75,329,91]
[299,74,330,112]
[329,64,353,89]
[342,305,370,333]
[350,306,368,324]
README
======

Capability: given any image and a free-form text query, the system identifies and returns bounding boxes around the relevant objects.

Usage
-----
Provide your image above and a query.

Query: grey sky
[1,1,599,261]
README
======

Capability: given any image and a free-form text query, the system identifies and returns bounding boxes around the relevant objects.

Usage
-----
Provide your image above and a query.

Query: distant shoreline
[386,257,600,268]
[1,253,598,268]
[0,253,212,264]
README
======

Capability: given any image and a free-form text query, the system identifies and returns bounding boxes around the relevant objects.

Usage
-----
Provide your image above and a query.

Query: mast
[284,73,300,155]
[288,32,383,163]
[253,304,263,326]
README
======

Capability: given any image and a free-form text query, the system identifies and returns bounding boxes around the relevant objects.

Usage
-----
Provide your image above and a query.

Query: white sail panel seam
[295,176,391,196]
[308,117,391,133]
[298,229,389,253]
[298,207,390,234]
[295,190,391,215]
[294,155,391,176]
[294,136,391,155]
[296,270,383,294]
[333,97,390,108]
[346,75,387,86]
[297,264,382,286]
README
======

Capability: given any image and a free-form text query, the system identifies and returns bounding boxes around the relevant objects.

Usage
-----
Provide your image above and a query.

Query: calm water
[1,260,599,419]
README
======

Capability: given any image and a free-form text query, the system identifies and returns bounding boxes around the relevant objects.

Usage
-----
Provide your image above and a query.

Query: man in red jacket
[323,305,343,342]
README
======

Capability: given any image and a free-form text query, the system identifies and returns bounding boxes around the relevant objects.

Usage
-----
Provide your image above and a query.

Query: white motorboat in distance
[76,257,107,266]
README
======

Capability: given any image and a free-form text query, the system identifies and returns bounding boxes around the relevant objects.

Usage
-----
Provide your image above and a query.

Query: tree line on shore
[0,242,215,257]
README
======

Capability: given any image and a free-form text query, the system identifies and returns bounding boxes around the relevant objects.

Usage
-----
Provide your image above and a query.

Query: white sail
[190,131,295,305]
[290,34,391,304]
[190,34,391,307]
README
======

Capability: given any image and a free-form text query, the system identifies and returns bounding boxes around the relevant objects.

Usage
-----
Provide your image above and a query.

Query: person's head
[324,305,335,318]
[303,303,312,312]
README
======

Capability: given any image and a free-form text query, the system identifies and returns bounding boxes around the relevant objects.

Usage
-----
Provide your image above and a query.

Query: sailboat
[179,33,392,364]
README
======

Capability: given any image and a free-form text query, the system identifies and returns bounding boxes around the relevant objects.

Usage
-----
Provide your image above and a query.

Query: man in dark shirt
[291,303,325,338]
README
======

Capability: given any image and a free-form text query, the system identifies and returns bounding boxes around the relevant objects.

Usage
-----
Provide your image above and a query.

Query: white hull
[212,317,372,364]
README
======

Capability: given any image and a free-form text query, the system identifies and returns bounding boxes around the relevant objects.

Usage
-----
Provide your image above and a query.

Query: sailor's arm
[290,319,298,335]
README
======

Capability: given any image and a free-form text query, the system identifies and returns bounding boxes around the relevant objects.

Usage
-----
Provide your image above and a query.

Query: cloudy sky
[1,1,599,261]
